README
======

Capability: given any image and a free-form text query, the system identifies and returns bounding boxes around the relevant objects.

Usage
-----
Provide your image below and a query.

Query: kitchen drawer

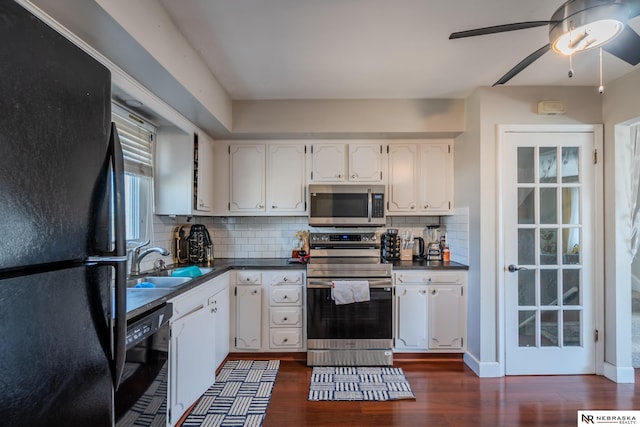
[269,307,303,327]
[395,271,464,285]
[265,271,303,286]
[236,271,262,285]
[269,285,302,305]
[269,328,302,349]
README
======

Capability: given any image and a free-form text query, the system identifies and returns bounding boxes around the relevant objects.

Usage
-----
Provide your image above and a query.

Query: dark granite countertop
[125,258,305,320]
[390,259,469,270]
[125,257,467,320]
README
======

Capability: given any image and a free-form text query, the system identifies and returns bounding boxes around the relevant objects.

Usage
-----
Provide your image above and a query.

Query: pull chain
[568,54,574,78]
[598,47,604,94]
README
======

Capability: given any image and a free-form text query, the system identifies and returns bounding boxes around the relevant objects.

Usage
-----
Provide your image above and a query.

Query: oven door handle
[307,279,392,288]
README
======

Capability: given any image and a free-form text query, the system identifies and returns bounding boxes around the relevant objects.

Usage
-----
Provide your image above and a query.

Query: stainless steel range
[306,232,393,366]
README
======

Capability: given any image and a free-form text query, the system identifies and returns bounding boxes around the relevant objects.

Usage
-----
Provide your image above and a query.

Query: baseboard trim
[603,362,636,383]
[228,351,464,364]
[463,352,503,377]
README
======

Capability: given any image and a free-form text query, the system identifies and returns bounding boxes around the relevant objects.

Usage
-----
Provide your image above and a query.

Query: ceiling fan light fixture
[552,19,624,55]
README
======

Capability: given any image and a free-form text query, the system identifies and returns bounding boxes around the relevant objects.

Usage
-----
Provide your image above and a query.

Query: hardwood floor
[259,357,640,427]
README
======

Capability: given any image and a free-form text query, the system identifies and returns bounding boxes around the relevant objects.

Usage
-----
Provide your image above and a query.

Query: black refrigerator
[0,2,127,426]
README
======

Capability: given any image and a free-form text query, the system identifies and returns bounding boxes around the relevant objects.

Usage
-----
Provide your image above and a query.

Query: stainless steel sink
[127,276,191,289]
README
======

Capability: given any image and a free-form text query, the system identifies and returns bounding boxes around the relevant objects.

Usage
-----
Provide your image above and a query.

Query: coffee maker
[174,224,214,265]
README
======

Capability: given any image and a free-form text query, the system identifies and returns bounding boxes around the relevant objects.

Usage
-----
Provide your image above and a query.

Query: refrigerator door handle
[109,122,127,390]
[86,256,128,263]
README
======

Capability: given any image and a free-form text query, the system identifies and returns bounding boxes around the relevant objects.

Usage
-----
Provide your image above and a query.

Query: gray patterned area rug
[308,366,415,401]
[183,360,280,427]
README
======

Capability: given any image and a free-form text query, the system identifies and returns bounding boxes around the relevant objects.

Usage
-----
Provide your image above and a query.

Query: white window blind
[112,103,155,177]
[111,103,155,243]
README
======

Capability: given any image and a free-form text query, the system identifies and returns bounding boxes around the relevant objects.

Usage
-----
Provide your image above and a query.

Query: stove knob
[362,236,369,242]
[370,235,377,241]
[312,235,319,242]
[321,235,329,241]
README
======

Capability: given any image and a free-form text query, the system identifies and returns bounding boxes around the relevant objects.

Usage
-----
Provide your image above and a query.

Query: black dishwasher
[115,303,172,425]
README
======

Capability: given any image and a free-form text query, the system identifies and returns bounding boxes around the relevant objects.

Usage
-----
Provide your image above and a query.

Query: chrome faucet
[129,240,170,276]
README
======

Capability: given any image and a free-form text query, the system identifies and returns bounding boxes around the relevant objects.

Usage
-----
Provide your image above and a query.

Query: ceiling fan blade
[449,21,554,39]
[493,44,551,86]
[603,26,640,65]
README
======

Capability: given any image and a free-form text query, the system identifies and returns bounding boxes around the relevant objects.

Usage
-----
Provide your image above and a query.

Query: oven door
[306,280,392,341]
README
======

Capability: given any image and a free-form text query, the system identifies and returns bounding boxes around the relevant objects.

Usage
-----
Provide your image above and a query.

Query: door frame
[496,124,604,376]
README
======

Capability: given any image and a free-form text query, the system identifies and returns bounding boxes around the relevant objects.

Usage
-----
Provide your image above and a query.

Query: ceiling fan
[449,0,640,86]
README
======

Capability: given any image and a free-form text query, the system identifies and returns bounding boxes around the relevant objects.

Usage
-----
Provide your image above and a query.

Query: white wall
[601,68,640,382]
[457,85,603,376]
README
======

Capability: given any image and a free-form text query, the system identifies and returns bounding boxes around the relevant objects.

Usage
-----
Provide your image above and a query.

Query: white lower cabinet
[231,270,305,352]
[167,274,230,426]
[394,271,466,352]
[395,285,429,349]
[234,284,263,350]
[428,285,465,349]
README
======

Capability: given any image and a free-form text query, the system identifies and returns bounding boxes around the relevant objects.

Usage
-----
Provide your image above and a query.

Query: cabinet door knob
[251,290,258,294]
[283,338,288,343]
[351,174,356,179]
[283,277,288,282]
[431,289,437,295]
[410,205,415,209]
[272,205,277,209]
[337,173,342,178]
[424,204,430,209]
[283,317,288,321]
[211,307,217,313]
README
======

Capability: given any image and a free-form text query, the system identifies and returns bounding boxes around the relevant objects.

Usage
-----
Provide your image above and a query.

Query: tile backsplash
[139,209,470,272]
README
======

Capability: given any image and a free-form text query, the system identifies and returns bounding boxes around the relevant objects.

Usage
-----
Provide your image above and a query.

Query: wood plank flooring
[259,357,640,427]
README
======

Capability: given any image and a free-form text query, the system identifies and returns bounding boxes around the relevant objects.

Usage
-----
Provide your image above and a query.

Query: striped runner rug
[182,359,280,427]
[117,360,279,427]
[308,366,415,401]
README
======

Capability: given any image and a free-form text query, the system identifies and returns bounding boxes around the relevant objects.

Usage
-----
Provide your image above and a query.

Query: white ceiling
[159,0,640,100]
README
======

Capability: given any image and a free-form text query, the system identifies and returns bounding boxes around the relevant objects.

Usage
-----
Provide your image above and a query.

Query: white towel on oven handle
[331,280,370,305]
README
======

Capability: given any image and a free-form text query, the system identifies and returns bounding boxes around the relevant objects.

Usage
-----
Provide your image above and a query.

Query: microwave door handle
[367,188,372,223]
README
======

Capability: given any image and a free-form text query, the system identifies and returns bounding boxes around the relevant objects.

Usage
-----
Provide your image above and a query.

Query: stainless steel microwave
[308,184,386,227]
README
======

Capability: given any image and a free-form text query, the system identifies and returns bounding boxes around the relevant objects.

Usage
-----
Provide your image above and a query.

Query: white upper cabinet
[348,143,384,182]
[310,143,346,182]
[419,143,453,213]
[229,144,266,212]
[387,144,419,212]
[224,141,307,215]
[387,140,453,215]
[195,133,215,212]
[310,142,384,183]
[155,127,215,216]
[267,144,307,213]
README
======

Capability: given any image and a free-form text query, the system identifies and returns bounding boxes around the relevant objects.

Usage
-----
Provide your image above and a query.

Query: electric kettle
[412,237,425,259]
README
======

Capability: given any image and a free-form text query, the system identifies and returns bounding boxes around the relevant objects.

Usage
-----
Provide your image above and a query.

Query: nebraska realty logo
[579,411,640,425]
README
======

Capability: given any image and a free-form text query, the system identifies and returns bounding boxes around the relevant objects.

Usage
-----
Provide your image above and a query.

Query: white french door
[502,127,600,375]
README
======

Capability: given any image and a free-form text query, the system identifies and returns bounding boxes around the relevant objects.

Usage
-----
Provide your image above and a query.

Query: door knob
[508,264,527,272]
